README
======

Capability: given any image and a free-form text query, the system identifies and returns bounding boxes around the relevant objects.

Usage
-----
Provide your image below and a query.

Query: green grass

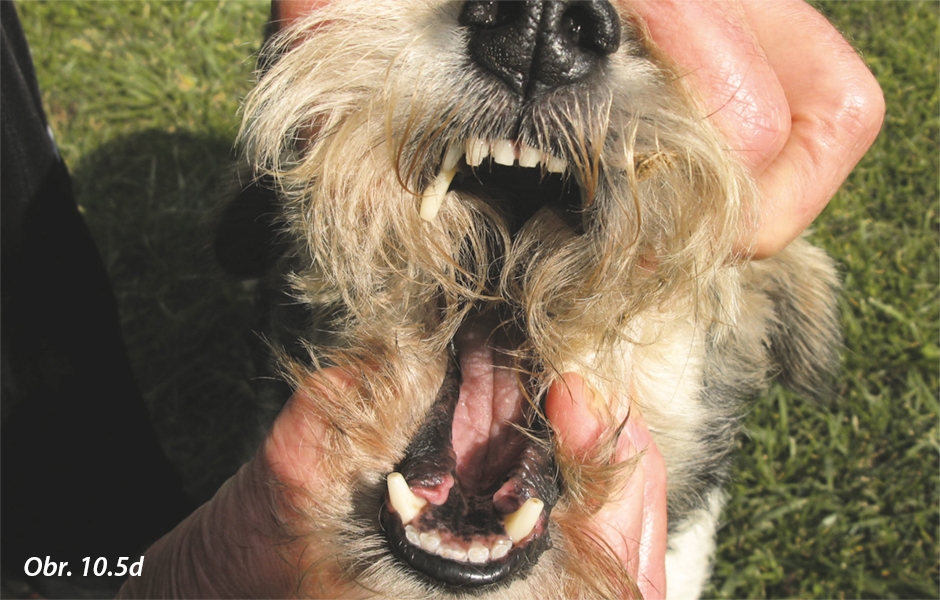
[710,3,939,598]
[16,1,938,598]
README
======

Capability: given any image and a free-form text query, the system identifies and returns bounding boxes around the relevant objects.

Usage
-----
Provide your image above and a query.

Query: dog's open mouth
[380,137,587,587]
[418,137,584,228]
[380,314,559,588]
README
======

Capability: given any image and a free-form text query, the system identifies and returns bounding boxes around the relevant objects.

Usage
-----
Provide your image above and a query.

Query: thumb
[254,366,370,598]
[262,366,356,492]
[544,372,611,454]
[545,373,668,599]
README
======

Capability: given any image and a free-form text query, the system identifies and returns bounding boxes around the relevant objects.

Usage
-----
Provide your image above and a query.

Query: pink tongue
[451,321,526,488]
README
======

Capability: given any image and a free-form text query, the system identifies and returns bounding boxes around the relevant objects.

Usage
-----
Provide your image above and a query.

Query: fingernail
[580,377,610,421]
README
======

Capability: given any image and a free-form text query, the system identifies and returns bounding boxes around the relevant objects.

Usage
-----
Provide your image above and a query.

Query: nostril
[459,0,541,96]
[459,0,523,29]
[562,7,585,46]
[559,3,620,55]
[561,2,621,55]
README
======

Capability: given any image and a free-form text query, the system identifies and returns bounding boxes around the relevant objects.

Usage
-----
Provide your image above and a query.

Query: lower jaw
[380,503,553,589]
[381,310,559,589]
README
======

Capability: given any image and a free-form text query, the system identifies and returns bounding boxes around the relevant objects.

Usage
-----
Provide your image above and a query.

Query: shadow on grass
[68,128,276,503]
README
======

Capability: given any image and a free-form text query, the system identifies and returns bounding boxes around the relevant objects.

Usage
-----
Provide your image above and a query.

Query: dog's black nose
[459,0,621,98]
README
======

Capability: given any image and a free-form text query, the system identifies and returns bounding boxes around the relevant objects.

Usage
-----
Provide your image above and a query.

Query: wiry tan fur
[235,1,840,598]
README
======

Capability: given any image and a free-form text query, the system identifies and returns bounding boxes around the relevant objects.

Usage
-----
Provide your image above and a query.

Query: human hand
[631,0,885,258]
[546,373,669,600]
[116,368,366,599]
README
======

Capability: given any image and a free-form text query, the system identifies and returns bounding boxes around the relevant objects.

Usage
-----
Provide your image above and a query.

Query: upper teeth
[418,139,568,221]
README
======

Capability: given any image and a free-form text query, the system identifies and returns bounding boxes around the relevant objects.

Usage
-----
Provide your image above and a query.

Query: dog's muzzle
[381,0,621,590]
[460,0,621,100]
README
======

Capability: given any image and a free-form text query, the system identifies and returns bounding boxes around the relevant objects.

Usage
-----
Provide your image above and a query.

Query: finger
[743,0,884,258]
[627,0,790,174]
[262,366,356,488]
[632,412,668,600]
[544,372,607,454]
[270,0,330,29]
[588,410,669,586]
[256,367,370,597]
[545,375,669,595]
[592,416,646,578]
[545,373,642,565]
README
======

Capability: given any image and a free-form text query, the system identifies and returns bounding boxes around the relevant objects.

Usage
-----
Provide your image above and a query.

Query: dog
[215,0,841,597]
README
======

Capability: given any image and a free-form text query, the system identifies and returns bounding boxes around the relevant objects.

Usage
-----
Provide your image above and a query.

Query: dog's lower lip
[381,506,553,589]
[382,315,558,588]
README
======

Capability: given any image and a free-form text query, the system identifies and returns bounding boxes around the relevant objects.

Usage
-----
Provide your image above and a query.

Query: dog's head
[240,0,756,596]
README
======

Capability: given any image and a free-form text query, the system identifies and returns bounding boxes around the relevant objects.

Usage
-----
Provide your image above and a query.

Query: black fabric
[1,1,193,588]
[0,0,56,256]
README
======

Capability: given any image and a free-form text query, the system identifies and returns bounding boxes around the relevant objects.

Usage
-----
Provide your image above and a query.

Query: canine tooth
[518,145,541,168]
[467,542,490,564]
[419,532,441,553]
[491,139,515,166]
[544,153,566,174]
[466,138,489,166]
[419,168,456,221]
[491,539,512,559]
[442,144,463,172]
[504,497,544,543]
[387,472,427,525]
[405,524,420,546]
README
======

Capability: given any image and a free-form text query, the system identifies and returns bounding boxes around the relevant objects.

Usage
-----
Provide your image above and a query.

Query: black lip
[380,503,552,589]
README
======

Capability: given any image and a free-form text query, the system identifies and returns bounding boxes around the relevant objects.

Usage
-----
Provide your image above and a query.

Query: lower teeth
[404,524,513,564]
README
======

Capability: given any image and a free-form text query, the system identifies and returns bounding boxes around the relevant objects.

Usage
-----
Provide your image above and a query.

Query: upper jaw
[419,135,581,222]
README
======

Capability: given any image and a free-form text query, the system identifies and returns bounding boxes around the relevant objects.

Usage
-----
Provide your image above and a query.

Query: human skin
[118,1,883,597]
[630,0,884,258]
